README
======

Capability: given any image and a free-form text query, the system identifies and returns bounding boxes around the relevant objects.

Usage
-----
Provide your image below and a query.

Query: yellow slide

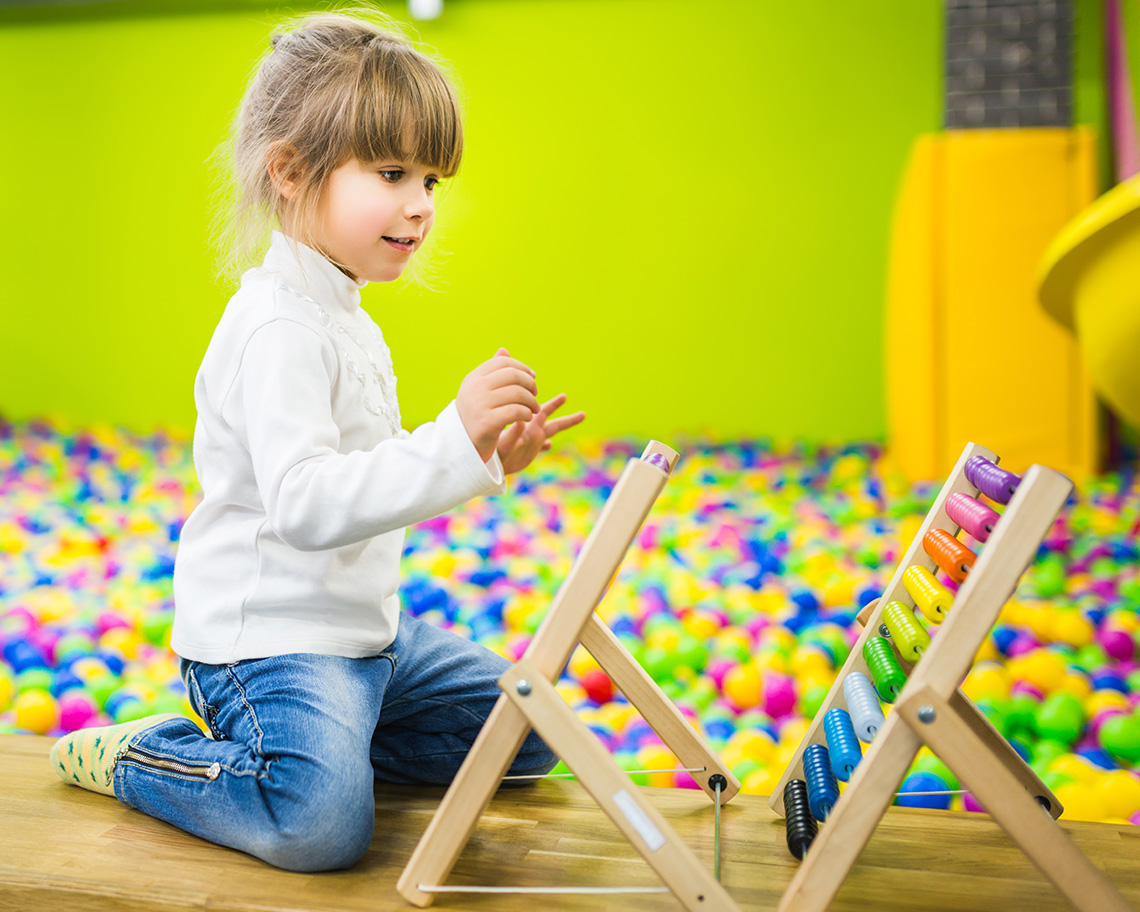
[1039,175,1140,427]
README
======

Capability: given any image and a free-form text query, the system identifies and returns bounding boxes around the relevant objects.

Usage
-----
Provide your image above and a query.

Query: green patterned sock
[49,714,185,796]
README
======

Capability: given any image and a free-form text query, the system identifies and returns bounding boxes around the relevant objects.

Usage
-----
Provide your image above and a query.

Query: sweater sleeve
[221,318,504,551]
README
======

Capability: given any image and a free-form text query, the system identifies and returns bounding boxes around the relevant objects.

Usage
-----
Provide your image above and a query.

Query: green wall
[2,1,942,441]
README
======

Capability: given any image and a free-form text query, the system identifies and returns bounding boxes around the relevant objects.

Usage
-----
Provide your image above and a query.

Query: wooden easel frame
[398,441,743,911]
[770,442,1133,912]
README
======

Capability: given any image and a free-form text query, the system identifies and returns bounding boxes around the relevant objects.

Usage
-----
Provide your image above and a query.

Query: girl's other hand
[457,348,540,463]
[496,392,586,475]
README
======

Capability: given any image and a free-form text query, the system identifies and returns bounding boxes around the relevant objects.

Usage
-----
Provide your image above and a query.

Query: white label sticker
[612,789,666,852]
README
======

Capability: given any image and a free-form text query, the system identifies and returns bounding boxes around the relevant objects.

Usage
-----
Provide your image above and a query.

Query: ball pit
[1,416,1139,823]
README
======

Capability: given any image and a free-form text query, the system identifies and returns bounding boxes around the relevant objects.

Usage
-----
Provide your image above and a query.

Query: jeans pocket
[185,664,224,740]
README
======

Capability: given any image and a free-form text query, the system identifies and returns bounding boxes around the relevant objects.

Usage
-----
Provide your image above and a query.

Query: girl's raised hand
[497,392,586,476]
[456,348,540,463]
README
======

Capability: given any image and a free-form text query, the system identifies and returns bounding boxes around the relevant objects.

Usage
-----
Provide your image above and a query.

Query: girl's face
[308,158,441,283]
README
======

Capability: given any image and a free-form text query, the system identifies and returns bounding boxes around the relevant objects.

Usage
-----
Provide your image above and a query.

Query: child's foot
[50,714,185,796]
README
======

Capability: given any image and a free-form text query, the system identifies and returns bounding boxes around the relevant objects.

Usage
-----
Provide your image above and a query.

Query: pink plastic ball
[1100,628,1135,662]
[58,692,98,732]
[761,673,797,719]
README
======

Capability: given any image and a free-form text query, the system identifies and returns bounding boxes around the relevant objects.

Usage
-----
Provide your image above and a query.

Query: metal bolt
[879,624,891,638]
[516,679,532,696]
[917,705,936,724]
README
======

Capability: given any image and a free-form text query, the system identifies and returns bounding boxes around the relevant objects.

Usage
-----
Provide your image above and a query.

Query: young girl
[50,10,584,872]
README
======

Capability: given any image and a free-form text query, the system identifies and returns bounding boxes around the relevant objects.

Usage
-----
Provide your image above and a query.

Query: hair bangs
[353,42,463,178]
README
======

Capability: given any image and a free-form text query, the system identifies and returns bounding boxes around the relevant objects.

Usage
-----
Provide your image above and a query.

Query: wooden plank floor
[2,733,1138,911]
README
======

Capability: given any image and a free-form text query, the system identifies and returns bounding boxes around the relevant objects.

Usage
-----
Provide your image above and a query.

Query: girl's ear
[266,141,304,201]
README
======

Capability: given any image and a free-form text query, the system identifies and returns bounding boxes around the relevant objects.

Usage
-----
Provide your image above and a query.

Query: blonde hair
[210,8,463,285]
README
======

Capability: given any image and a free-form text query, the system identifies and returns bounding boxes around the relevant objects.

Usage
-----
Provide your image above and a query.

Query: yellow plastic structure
[886,128,1099,481]
[1039,174,1140,427]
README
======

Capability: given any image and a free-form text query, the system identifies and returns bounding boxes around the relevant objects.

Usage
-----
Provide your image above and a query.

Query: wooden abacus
[397,441,744,910]
[770,442,1134,912]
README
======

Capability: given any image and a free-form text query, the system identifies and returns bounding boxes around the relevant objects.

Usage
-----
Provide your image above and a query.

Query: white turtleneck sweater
[171,231,504,664]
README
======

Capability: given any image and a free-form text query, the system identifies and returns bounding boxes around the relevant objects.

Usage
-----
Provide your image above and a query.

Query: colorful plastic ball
[14,688,59,735]
[635,744,678,788]
[0,664,13,713]
[58,691,98,732]
[760,673,797,719]
[722,662,763,711]
[1099,713,1140,765]
[1034,694,1085,745]
[1010,650,1067,693]
[1094,770,1140,819]
[1052,780,1108,822]
[580,668,615,705]
[1099,628,1135,662]
[896,771,951,810]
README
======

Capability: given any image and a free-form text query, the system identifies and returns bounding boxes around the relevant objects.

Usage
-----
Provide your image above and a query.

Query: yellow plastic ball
[1052,780,1108,822]
[1009,649,1067,693]
[1085,689,1131,717]
[741,765,780,796]
[636,744,678,788]
[778,718,812,748]
[1053,671,1092,701]
[15,688,59,735]
[1051,610,1095,648]
[1046,754,1101,785]
[726,729,777,767]
[723,662,763,711]
[961,662,1010,703]
[790,645,833,679]
[1094,770,1140,820]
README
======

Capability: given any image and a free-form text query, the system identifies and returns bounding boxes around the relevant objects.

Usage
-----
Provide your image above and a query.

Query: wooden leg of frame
[897,687,1133,912]
[396,693,532,907]
[500,662,741,912]
[580,613,740,803]
[948,688,1062,818]
[777,711,923,912]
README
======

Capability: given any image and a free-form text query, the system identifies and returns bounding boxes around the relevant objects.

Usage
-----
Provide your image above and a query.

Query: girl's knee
[253,782,375,871]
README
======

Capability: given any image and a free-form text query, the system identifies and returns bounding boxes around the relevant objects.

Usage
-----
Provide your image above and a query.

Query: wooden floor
[2,733,1138,912]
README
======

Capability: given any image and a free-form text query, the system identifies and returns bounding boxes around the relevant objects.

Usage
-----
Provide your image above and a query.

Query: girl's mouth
[383,236,417,253]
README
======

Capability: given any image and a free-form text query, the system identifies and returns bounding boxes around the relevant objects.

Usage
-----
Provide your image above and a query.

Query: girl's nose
[406,187,434,220]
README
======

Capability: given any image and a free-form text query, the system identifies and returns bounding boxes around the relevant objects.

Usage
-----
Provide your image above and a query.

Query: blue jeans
[114,613,557,872]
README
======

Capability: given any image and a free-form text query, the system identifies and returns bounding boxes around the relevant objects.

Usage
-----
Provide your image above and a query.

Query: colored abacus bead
[843,672,886,742]
[803,743,840,821]
[882,601,931,663]
[783,779,818,860]
[823,707,863,781]
[863,636,907,702]
[903,565,954,624]
[922,528,976,584]
[964,455,1021,504]
[946,493,999,543]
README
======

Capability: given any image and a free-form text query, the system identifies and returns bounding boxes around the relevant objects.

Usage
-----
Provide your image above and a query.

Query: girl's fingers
[498,420,525,452]
[545,411,586,436]
[539,392,568,416]
[489,355,535,377]
[488,385,540,415]
[486,367,539,397]
[496,404,537,426]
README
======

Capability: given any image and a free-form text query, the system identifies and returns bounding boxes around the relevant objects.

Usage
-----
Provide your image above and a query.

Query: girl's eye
[424,177,441,192]
[379,170,403,182]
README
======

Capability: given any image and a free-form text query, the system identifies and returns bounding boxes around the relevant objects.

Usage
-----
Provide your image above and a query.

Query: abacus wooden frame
[769,442,1133,912]
[397,440,743,912]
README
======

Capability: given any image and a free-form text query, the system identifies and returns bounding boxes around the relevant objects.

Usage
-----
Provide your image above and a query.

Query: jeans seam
[224,664,266,757]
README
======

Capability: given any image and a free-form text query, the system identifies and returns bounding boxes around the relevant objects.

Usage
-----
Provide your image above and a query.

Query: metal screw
[879,624,891,638]
[917,705,936,723]
[516,679,532,696]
